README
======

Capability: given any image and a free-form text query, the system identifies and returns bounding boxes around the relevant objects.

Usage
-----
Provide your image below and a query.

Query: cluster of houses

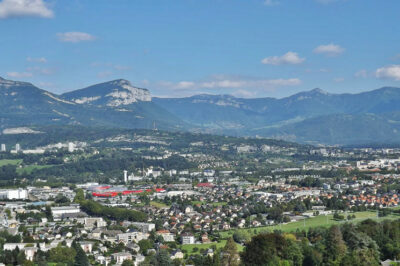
[0,201,180,265]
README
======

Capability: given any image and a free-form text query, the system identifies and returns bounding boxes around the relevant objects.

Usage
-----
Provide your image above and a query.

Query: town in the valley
[0,128,400,265]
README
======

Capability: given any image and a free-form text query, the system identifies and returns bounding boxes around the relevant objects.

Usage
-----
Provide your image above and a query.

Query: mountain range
[0,77,186,132]
[1,76,400,145]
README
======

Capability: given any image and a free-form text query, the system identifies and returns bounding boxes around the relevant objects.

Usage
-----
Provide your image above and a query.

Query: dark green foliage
[80,199,147,222]
[138,239,154,254]
[73,242,90,266]
[47,244,77,264]
[122,260,134,266]
[0,164,17,180]
[240,233,290,266]
[54,193,71,204]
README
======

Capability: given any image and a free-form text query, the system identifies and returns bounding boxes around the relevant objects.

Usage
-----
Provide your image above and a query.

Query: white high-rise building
[123,170,128,183]
[68,142,75,153]
[0,144,5,152]
[15,143,21,152]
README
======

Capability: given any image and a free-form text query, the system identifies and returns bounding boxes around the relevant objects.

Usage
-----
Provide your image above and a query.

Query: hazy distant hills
[154,87,400,145]
[1,76,400,145]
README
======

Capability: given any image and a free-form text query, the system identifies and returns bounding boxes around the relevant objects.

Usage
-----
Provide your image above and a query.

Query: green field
[16,164,53,175]
[0,159,53,174]
[180,240,244,254]
[220,211,400,238]
[150,201,169,208]
[0,159,22,167]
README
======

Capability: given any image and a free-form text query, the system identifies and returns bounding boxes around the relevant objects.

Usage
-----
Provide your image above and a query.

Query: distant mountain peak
[287,88,330,101]
[103,78,141,88]
[0,76,31,88]
[310,88,329,95]
[62,78,151,106]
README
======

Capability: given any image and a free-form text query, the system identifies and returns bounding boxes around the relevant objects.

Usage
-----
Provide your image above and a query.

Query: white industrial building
[129,222,155,233]
[0,189,28,200]
[22,149,45,154]
[51,205,81,219]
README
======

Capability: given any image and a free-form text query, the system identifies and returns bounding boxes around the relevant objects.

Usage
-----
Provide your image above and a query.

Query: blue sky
[1,0,400,98]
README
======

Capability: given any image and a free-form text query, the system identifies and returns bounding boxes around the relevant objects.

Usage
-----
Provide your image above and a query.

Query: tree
[44,205,53,221]
[302,241,323,266]
[74,244,89,266]
[22,260,35,266]
[5,209,11,219]
[154,249,172,265]
[138,239,153,254]
[283,239,303,266]
[18,250,25,265]
[222,237,239,266]
[324,225,347,264]
[240,233,288,266]
[233,230,250,244]
[74,188,85,203]
[48,244,76,264]
[55,193,70,204]
[122,260,134,266]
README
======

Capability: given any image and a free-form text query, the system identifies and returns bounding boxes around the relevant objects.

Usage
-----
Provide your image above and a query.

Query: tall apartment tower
[15,143,21,152]
[124,170,128,183]
[0,144,5,152]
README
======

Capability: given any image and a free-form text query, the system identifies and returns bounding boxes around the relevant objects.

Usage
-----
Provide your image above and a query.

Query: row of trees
[79,199,147,222]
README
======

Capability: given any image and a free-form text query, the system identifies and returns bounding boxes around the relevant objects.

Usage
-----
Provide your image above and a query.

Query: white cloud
[97,71,113,78]
[152,75,302,97]
[305,68,330,73]
[27,66,53,75]
[159,76,301,92]
[6,71,33,78]
[91,62,130,71]
[113,65,130,71]
[264,0,279,6]
[233,89,257,98]
[27,56,47,63]
[375,65,400,81]
[354,69,368,78]
[175,81,196,89]
[261,51,305,65]
[57,32,96,43]
[0,0,53,19]
[333,77,345,83]
[313,43,344,56]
